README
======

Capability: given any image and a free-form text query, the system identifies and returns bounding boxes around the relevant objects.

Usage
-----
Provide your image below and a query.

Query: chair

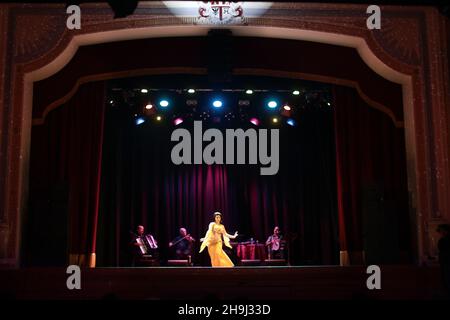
[135,254,159,267]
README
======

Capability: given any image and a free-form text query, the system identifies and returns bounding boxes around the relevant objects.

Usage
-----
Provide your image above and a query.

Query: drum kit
[239,232,298,264]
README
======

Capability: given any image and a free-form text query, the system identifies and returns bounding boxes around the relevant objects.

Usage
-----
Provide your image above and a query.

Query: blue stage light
[135,117,145,125]
[159,100,169,108]
[287,118,296,126]
[213,100,223,108]
[267,101,278,109]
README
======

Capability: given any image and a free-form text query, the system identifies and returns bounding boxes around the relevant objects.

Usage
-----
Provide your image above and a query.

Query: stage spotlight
[109,100,114,104]
[144,104,156,116]
[327,102,331,106]
[159,100,169,108]
[292,90,300,95]
[246,89,253,95]
[187,89,196,94]
[156,115,162,121]
[174,117,184,126]
[287,118,296,126]
[213,100,223,108]
[135,117,145,126]
[140,89,148,93]
[272,117,279,124]
[186,99,198,106]
[267,101,278,109]
[249,118,260,126]
[281,105,292,117]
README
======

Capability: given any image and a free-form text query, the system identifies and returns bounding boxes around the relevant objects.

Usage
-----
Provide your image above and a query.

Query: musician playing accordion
[169,227,195,260]
[130,225,159,266]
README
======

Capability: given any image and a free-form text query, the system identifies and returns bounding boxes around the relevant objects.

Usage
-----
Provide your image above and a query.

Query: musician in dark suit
[169,227,195,260]
[130,225,159,266]
[265,226,285,259]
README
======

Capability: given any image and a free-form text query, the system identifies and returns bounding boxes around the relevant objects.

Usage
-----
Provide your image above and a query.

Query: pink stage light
[249,118,260,126]
[174,117,184,126]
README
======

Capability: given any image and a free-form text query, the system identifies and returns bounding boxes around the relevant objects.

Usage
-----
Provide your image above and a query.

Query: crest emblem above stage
[163,1,273,25]
[198,2,244,24]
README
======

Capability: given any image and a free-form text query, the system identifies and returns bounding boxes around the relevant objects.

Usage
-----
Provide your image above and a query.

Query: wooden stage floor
[0,265,446,300]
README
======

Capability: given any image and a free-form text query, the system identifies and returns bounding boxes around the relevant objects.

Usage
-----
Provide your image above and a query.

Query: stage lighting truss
[107,85,332,127]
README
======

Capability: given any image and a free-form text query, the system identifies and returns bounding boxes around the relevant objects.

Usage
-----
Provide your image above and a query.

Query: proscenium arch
[19,25,417,265]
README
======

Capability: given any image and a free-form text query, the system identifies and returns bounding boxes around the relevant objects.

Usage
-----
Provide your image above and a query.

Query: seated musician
[169,227,195,260]
[130,225,159,266]
[265,226,285,259]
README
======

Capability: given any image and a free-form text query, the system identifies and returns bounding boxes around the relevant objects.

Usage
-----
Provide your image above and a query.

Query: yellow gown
[199,222,234,267]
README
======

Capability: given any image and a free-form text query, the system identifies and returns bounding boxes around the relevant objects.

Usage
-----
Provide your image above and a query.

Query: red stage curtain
[333,86,410,265]
[26,81,106,267]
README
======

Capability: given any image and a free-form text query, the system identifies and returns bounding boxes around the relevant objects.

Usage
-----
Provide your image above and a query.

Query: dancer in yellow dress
[199,212,238,267]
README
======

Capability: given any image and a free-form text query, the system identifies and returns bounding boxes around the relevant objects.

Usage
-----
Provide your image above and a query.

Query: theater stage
[0,266,443,300]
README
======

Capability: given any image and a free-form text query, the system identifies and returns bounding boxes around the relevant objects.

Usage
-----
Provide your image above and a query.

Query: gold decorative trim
[340,250,349,266]
[89,253,96,268]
